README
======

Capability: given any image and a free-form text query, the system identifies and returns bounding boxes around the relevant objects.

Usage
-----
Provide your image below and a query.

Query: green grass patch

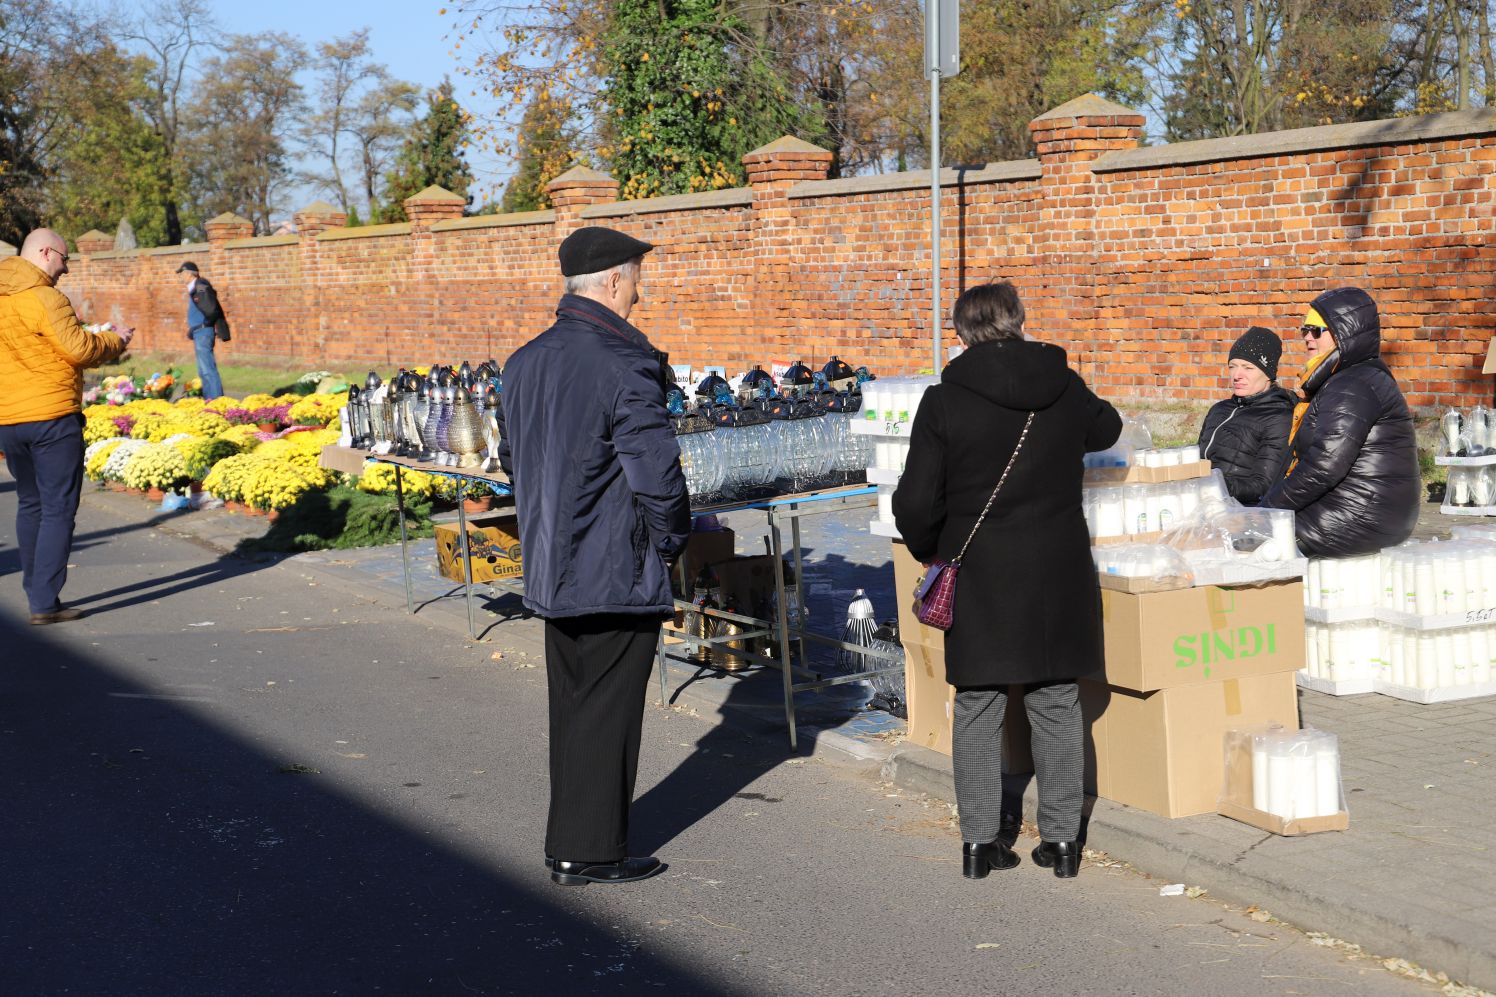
[239,485,436,554]
[95,349,356,398]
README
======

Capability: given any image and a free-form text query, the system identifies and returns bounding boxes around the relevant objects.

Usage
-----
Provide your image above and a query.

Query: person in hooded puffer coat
[1259,287,1420,557]
[893,281,1121,883]
[1197,326,1297,504]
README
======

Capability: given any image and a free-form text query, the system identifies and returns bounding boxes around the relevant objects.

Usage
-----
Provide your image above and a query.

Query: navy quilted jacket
[497,295,690,617]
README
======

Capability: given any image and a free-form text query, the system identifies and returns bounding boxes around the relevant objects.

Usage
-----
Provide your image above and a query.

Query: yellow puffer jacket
[0,257,126,425]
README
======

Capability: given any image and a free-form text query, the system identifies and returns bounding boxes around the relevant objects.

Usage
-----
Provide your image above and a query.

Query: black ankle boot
[1031,840,1080,878]
[963,840,1021,880]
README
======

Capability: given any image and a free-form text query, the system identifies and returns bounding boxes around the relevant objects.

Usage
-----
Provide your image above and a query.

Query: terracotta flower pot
[266,508,281,522]
[462,496,494,515]
[256,422,280,434]
[189,481,204,495]
[224,500,243,513]
[127,487,144,497]
[108,481,126,492]
[147,487,166,502]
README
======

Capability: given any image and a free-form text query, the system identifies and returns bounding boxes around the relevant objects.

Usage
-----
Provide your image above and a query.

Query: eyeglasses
[1300,325,1328,339]
[44,247,70,264]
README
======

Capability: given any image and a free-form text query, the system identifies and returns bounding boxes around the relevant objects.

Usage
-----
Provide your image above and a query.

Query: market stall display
[1437,405,1496,515]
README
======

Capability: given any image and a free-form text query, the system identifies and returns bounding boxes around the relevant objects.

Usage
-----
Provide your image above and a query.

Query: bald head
[21,229,69,281]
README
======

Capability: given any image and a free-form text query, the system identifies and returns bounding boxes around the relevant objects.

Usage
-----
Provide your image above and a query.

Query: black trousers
[543,613,661,861]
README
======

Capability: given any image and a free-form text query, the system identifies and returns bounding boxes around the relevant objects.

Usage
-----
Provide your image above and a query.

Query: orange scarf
[1284,352,1332,477]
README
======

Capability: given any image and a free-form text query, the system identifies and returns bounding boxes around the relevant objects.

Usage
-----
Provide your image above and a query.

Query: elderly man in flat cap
[498,225,690,886]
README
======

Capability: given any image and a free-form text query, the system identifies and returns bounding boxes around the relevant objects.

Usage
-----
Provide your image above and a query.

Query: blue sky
[204,0,510,209]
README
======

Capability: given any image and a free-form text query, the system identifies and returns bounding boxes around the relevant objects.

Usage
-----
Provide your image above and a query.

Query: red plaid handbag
[913,412,1034,632]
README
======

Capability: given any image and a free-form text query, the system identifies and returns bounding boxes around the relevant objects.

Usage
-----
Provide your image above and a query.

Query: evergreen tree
[375,80,475,221]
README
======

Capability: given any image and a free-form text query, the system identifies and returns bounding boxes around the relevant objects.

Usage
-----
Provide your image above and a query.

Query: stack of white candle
[859,376,938,437]
[1131,445,1202,467]
[1376,540,1496,616]
[1084,477,1227,539]
[1250,729,1343,821]
[1304,553,1382,611]
[1303,622,1383,683]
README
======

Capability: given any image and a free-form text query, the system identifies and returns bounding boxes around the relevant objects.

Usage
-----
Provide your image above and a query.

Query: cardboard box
[708,554,796,617]
[674,527,737,597]
[319,445,370,476]
[1084,460,1212,486]
[891,540,1031,769]
[1098,581,1304,692]
[1081,671,1300,818]
[435,515,523,583]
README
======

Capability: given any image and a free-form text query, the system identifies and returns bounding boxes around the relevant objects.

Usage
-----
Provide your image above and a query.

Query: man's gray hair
[564,256,642,295]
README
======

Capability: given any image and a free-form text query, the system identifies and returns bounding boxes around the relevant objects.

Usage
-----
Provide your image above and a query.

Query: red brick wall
[60,101,1496,410]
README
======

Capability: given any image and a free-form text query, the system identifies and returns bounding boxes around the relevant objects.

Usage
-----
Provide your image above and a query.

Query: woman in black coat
[1197,326,1297,504]
[893,282,1121,882]
[1260,287,1420,557]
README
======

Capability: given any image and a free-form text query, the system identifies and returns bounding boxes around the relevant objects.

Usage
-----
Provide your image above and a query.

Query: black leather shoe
[551,856,664,886]
[962,840,1020,880]
[1031,840,1080,878]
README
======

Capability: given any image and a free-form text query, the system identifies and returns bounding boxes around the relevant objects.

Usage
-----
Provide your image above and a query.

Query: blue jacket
[498,294,690,617]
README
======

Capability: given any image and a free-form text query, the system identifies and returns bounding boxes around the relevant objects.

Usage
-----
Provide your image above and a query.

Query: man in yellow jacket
[0,229,132,624]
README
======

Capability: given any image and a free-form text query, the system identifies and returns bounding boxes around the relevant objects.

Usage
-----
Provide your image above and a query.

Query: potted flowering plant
[141,369,179,400]
[180,377,204,399]
[250,403,292,434]
[120,443,191,500]
[222,407,258,427]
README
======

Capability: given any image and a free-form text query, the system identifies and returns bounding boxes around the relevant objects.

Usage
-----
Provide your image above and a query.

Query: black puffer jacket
[1260,288,1420,558]
[1198,384,1297,504]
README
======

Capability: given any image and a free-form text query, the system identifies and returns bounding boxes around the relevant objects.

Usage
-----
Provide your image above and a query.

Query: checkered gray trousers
[952,682,1084,844]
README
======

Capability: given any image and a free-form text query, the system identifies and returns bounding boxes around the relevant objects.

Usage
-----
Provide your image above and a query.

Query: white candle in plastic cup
[1159,447,1182,466]
[1414,555,1437,616]
[1290,747,1317,821]
[878,489,894,524]
[1436,633,1456,687]
[1251,736,1270,811]
[1306,559,1321,609]
[1267,742,1294,819]
[1313,736,1341,817]
[1123,490,1148,534]
[1181,444,1201,463]
[1453,631,1472,686]
[1473,628,1492,684]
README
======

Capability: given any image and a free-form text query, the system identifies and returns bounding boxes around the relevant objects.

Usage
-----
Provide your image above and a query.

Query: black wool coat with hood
[1260,287,1420,558]
[892,339,1122,688]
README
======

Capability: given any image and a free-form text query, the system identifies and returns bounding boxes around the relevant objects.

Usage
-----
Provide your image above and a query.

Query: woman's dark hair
[953,281,1025,345]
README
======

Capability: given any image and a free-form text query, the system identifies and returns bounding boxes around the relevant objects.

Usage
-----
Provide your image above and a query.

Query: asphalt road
[0,476,1446,996]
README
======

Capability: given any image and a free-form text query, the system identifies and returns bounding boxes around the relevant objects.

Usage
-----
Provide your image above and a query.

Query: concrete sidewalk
[88,485,1496,994]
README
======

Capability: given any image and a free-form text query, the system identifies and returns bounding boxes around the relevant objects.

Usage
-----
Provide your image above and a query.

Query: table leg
[394,464,413,614]
[456,478,478,640]
[769,508,798,750]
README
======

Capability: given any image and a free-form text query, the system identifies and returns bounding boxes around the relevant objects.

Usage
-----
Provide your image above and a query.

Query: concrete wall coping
[224,234,299,250]
[1092,108,1496,173]
[141,243,209,256]
[430,209,556,231]
[789,160,1042,199]
[317,222,413,241]
[582,188,753,218]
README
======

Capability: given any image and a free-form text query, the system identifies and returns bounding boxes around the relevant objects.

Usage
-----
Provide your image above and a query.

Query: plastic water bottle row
[859,377,938,435]
[1305,621,1496,689]
[1247,729,1343,820]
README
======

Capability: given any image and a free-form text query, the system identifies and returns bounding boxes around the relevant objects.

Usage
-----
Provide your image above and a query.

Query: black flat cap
[175,261,199,273]
[558,226,653,277]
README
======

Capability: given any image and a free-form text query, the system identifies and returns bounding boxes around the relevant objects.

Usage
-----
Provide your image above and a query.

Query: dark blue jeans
[193,327,224,400]
[0,414,85,613]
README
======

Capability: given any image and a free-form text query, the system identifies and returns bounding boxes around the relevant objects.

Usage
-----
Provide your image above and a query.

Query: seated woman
[1197,326,1297,505]
[892,281,1120,882]
[1260,288,1420,557]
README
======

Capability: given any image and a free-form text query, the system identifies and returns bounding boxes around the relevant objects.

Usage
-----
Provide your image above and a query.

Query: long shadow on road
[0,612,737,996]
